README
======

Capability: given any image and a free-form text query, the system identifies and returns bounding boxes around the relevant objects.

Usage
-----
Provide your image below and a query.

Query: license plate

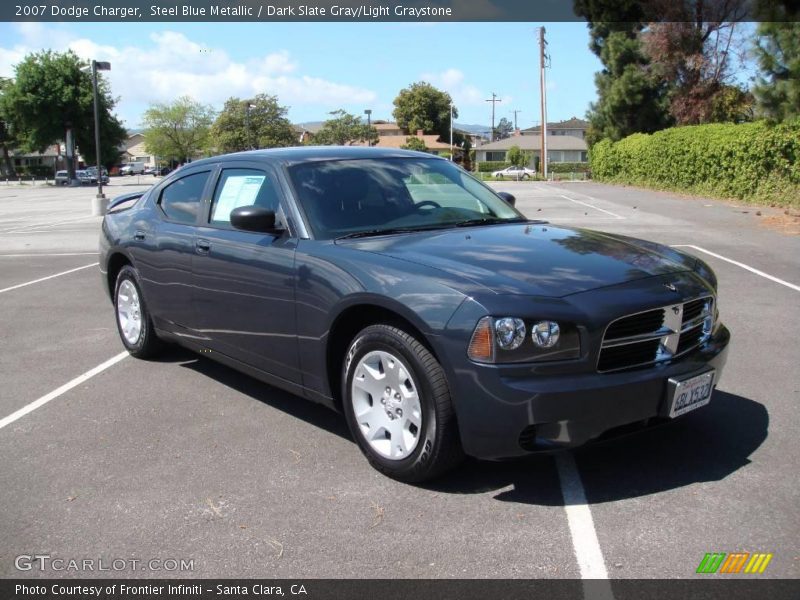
[668,370,715,418]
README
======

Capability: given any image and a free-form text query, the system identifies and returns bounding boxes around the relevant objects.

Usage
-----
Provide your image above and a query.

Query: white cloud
[0,25,376,127]
[420,68,486,107]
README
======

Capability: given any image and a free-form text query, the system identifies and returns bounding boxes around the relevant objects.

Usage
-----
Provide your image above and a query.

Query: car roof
[184,146,446,168]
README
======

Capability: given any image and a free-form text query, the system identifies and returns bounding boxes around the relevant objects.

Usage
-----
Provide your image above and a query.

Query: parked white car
[119,162,146,176]
[491,166,536,180]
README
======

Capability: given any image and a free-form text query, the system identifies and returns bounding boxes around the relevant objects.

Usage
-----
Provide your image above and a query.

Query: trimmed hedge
[549,162,590,173]
[15,165,54,177]
[590,120,800,207]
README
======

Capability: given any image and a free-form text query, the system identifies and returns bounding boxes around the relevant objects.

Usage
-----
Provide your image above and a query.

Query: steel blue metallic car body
[100,147,729,480]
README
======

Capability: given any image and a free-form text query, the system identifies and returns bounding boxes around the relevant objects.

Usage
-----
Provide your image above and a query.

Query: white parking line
[556,453,615,599]
[0,262,98,294]
[0,215,98,235]
[672,244,800,293]
[0,352,128,431]
[0,252,98,257]
[559,194,625,220]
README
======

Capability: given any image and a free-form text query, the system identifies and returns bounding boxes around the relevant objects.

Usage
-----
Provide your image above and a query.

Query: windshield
[287,157,523,240]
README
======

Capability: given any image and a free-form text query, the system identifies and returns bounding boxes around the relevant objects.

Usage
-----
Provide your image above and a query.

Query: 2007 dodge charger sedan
[100,147,730,482]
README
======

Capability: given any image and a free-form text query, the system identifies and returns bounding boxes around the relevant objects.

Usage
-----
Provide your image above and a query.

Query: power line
[538,26,549,178]
[511,109,522,130]
[485,92,501,141]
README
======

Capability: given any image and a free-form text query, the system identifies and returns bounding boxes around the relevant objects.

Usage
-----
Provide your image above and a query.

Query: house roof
[523,117,589,132]
[357,134,452,151]
[477,135,587,151]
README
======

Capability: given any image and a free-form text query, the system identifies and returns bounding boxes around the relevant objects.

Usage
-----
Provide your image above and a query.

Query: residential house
[354,121,452,155]
[8,144,63,176]
[120,132,156,166]
[475,134,588,165]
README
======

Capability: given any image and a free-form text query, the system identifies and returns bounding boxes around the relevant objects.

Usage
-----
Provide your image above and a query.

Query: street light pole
[364,109,372,146]
[89,60,110,215]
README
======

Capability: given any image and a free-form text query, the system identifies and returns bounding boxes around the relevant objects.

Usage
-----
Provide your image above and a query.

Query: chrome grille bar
[598,296,714,373]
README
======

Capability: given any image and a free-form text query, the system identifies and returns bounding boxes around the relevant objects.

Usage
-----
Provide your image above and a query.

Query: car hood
[340,223,692,297]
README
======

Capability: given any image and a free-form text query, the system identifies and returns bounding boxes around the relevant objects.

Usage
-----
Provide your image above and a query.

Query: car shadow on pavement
[160,348,352,441]
[154,348,767,503]
[428,391,768,506]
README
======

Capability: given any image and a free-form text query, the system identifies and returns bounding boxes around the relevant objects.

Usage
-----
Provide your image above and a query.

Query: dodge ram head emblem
[664,282,678,292]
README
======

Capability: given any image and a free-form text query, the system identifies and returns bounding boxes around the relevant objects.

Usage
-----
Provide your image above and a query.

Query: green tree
[0,77,19,176]
[574,2,671,144]
[400,136,428,152]
[392,82,457,140]
[506,145,524,167]
[753,16,800,121]
[495,117,513,140]
[210,94,297,153]
[143,96,215,163]
[709,84,755,123]
[1,50,126,177]
[587,30,671,144]
[313,109,377,146]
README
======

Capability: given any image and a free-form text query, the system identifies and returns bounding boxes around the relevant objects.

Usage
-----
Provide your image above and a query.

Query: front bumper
[447,324,730,459]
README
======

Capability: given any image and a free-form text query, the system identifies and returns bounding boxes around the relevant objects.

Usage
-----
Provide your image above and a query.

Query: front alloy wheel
[114,265,162,358]
[351,350,423,460]
[343,324,464,482]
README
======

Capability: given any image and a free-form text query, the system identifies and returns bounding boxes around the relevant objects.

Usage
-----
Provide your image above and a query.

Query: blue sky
[2,21,604,130]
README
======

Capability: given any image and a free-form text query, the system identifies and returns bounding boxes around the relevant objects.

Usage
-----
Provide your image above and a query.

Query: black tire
[113,265,162,359]
[342,324,464,482]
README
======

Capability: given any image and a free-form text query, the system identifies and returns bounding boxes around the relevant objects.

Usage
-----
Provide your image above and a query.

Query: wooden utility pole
[512,109,522,130]
[485,93,501,141]
[539,27,548,178]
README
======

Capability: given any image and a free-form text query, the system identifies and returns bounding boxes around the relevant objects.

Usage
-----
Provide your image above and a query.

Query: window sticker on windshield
[213,175,266,222]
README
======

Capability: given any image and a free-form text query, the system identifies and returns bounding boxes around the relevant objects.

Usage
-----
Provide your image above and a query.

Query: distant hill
[453,122,493,136]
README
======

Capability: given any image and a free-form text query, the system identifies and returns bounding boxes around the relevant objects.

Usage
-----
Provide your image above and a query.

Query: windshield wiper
[335,225,446,240]
[452,217,529,228]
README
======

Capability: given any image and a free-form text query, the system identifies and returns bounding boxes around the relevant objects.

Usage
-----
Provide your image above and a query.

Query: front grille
[605,308,665,340]
[676,323,705,355]
[598,296,714,373]
[682,298,706,323]
[598,339,661,372]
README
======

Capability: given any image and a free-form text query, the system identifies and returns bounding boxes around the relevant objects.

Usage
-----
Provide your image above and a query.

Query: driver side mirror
[497,192,516,207]
[230,206,284,234]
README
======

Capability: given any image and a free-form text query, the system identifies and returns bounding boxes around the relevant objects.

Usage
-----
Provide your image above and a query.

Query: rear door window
[157,171,210,224]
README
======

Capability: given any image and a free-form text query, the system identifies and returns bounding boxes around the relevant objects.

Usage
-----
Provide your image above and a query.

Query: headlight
[495,317,526,350]
[468,316,580,363]
[531,321,560,348]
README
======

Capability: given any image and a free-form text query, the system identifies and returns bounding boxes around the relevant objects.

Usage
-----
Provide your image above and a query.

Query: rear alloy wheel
[343,324,464,482]
[114,265,162,358]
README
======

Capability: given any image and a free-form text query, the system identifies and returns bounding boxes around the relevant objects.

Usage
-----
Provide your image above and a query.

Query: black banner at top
[6,0,569,22]
[2,0,798,23]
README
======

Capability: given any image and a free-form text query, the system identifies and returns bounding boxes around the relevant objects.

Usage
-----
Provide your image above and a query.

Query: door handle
[195,239,211,254]
[133,230,146,241]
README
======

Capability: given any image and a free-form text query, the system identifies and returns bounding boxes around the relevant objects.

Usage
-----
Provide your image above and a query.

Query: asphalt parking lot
[0,177,798,587]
